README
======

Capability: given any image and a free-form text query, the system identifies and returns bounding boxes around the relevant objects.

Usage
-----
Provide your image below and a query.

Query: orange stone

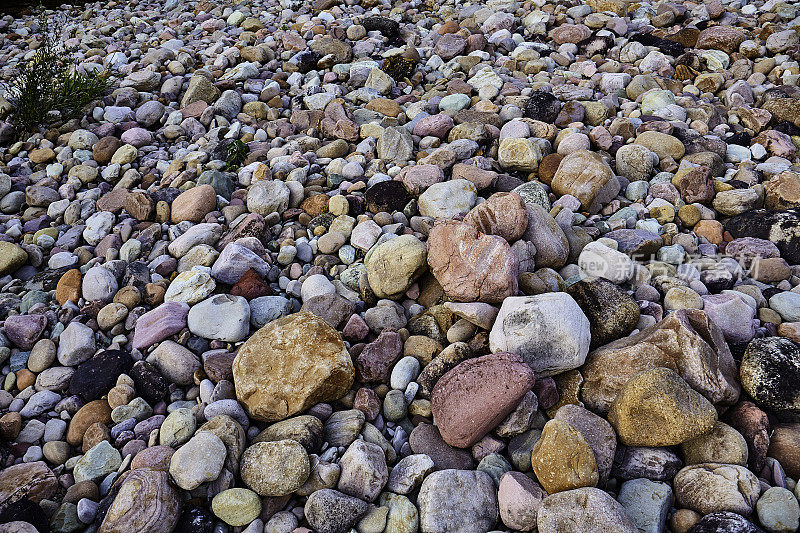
[694,219,724,245]
[56,269,82,306]
[778,322,800,344]
[67,400,112,446]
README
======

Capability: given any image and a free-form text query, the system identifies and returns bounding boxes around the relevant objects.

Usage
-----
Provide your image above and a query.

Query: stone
[168,431,226,490]
[463,192,528,242]
[680,421,748,466]
[615,144,654,182]
[0,462,57,508]
[98,468,180,533]
[182,74,220,107]
[609,368,718,447]
[696,26,746,54]
[365,235,427,299]
[431,352,535,448]
[304,489,371,533]
[146,340,200,386]
[246,180,290,216]
[57,321,96,366]
[685,512,763,533]
[489,294,591,377]
[211,488,261,527]
[164,270,215,305]
[240,440,310,496]
[417,179,478,219]
[0,242,27,274]
[551,150,620,213]
[553,404,616,485]
[131,301,190,350]
[385,454,434,494]
[497,471,547,531]
[578,241,634,284]
[521,204,569,269]
[232,312,354,421]
[740,337,800,415]
[566,278,639,348]
[756,487,799,533]
[537,487,637,533]
[73,440,122,483]
[617,479,672,533]
[581,309,741,413]
[531,418,599,494]
[674,463,760,515]
[409,423,474,471]
[498,138,543,172]
[337,439,388,502]
[171,184,217,223]
[417,470,498,533]
[768,424,800,479]
[634,131,685,160]
[188,294,250,342]
[82,266,118,302]
[427,219,518,304]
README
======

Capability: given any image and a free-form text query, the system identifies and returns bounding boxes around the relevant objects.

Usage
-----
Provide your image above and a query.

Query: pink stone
[132,302,189,350]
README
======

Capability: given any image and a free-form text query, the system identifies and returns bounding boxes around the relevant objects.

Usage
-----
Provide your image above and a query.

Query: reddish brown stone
[678,166,715,205]
[230,268,272,300]
[56,269,82,306]
[463,192,529,243]
[356,329,403,383]
[724,400,770,473]
[767,423,800,479]
[96,188,130,213]
[124,191,155,221]
[171,184,217,223]
[538,153,563,185]
[93,136,123,165]
[431,352,535,448]
[67,400,112,446]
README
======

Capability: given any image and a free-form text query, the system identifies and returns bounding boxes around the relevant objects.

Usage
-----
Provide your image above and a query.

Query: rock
[578,241,635,284]
[3,315,46,350]
[146,340,200,386]
[674,463,760,515]
[740,337,800,415]
[521,204,569,269]
[489,293,591,377]
[427,219,519,304]
[566,278,640,348]
[686,512,763,533]
[463,192,528,242]
[69,350,130,401]
[431,352,535,448]
[98,468,181,533]
[187,294,250,342]
[553,404,616,485]
[232,311,354,421]
[531,418,599,494]
[418,179,478,219]
[498,138,543,172]
[409,423,474,471]
[617,479,672,533]
[168,431,227,490]
[551,151,620,213]
[73,440,122,483]
[397,164,445,194]
[680,422,748,466]
[182,74,220,107]
[164,270,215,305]
[304,489,371,533]
[211,488,261,527]
[82,266,118,302]
[171,185,217,223]
[418,470,498,533]
[537,487,638,533]
[211,243,269,285]
[337,439,388,502]
[365,235,427,299]
[57,321,96,366]
[385,454,434,494]
[131,301,190,351]
[240,440,310,496]
[582,309,741,413]
[498,471,547,531]
[756,487,799,533]
[724,209,800,265]
[0,242,27,275]
[615,144,654,182]
[696,26,746,54]
[768,424,800,479]
[0,462,57,508]
[608,367,717,447]
[246,180,290,216]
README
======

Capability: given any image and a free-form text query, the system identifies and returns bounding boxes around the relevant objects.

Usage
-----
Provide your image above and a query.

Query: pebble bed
[0,0,800,532]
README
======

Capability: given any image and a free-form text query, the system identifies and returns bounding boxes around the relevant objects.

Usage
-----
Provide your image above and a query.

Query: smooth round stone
[390,356,420,390]
[439,93,471,111]
[240,440,310,496]
[756,487,800,533]
[212,488,262,527]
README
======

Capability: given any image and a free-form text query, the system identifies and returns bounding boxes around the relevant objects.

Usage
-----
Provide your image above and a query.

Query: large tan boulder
[581,309,740,413]
[232,312,354,422]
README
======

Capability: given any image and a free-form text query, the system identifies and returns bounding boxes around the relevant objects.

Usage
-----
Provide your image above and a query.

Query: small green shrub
[225,139,248,170]
[2,9,112,136]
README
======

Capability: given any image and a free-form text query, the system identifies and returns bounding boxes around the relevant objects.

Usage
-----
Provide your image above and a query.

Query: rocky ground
[0,0,799,531]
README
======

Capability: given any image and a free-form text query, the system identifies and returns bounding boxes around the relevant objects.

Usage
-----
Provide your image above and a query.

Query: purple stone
[134,415,165,440]
[4,314,48,349]
[132,301,189,350]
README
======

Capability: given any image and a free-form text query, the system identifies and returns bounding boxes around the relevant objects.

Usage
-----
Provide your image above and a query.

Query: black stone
[741,337,800,414]
[688,512,765,533]
[726,131,751,147]
[611,445,683,481]
[0,498,51,532]
[724,208,800,265]
[523,91,561,123]
[294,51,322,74]
[362,16,400,42]
[774,121,800,137]
[130,360,168,405]
[150,187,182,204]
[69,349,132,401]
[174,505,215,533]
[365,180,411,214]
[577,34,614,57]
[566,278,640,349]
[700,267,734,293]
[122,261,151,289]
[630,32,686,56]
